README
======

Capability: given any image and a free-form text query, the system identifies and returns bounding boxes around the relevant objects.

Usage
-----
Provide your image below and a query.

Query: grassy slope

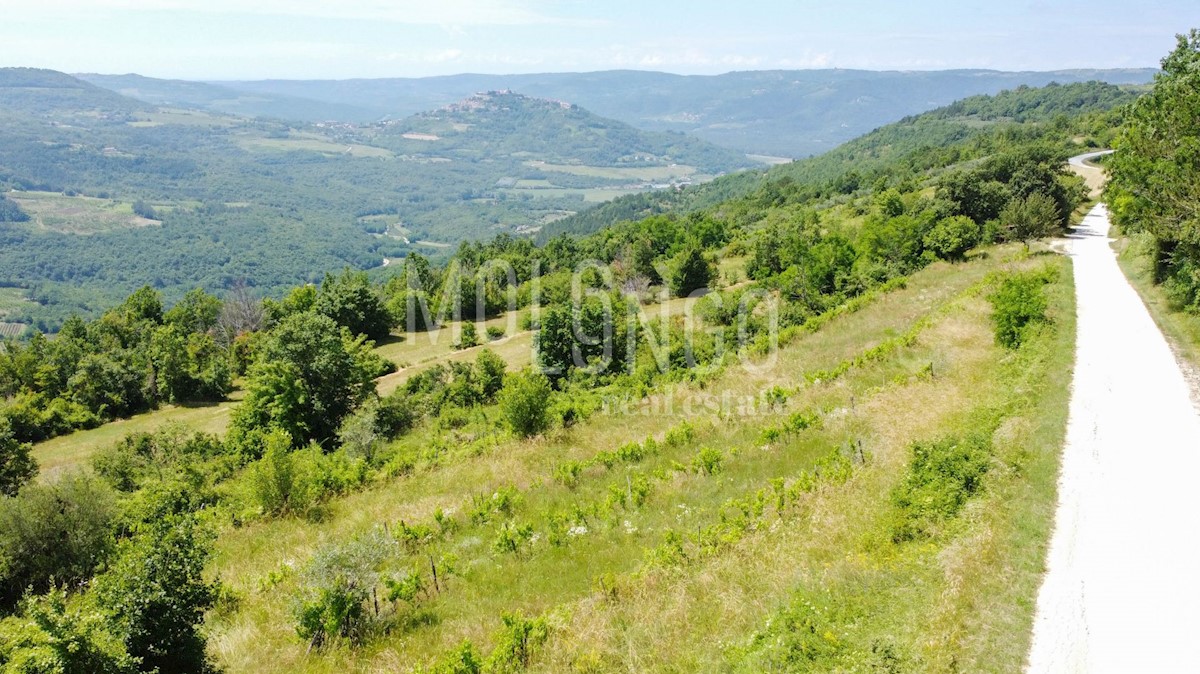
[30,293,708,476]
[1112,230,1200,375]
[202,245,1074,673]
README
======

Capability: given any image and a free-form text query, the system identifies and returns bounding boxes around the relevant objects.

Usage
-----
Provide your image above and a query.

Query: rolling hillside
[4,75,1107,671]
[0,70,750,330]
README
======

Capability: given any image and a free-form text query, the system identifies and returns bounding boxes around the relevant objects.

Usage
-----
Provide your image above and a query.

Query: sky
[0,0,1196,80]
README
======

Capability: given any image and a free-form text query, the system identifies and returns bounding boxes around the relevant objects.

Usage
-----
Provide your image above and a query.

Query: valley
[2,18,1200,674]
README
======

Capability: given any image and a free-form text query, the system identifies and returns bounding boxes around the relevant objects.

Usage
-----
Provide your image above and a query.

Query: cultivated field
[8,190,160,234]
[239,133,393,158]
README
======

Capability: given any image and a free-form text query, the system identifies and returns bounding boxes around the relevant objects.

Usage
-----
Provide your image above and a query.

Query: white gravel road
[1026,202,1200,672]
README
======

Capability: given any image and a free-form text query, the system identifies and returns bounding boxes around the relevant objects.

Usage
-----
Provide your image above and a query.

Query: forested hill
[540,81,1141,240]
[0,68,147,116]
[372,90,750,172]
[0,70,752,331]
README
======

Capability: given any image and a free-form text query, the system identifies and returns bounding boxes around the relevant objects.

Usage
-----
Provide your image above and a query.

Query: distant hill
[191,68,1156,157]
[76,73,375,122]
[0,69,752,328]
[0,67,147,117]
[540,80,1142,240]
[370,90,749,172]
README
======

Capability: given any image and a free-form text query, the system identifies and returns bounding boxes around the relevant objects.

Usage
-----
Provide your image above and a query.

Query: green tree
[923,215,982,262]
[1108,29,1200,308]
[93,513,217,674]
[314,269,394,341]
[1000,192,1060,247]
[164,288,222,335]
[668,246,715,297]
[228,312,378,452]
[118,286,163,326]
[499,369,552,437]
[0,418,36,496]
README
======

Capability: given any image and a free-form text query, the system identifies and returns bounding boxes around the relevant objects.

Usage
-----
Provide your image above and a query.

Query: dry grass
[9,190,160,235]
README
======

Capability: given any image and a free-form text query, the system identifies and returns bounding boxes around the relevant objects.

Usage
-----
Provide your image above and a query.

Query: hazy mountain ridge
[138,67,1160,157]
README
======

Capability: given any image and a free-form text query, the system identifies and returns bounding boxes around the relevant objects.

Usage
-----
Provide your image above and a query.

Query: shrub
[292,528,396,648]
[249,430,309,516]
[0,418,36,496]
[453,322,480,350]
[92,512,218,673]
[669,246,715,297]
[475,349,508,402]
[692,447,724,475]
[486,326,506,341]
[484,612,549,674]
[923,215,981,262]
[0,473,117,609]
[499,369,552,438]
[0,588,136,674]
[376,391,420,438]
[989,269,1052,348]
[1000,192,1060,246]
[891,435,991,542]
[553,461,582,489]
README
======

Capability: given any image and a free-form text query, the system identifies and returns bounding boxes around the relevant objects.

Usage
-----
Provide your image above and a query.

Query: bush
[453,322,480,350]
[692,447,724,475]
[891,435,991,542]
[0,589,137,674]
[0,473,117,609]
[376,391,420,438]
[989,269,1052,348]
[475,349,507,402]
[923,215,981,262]
[498,369,552,438]
[0,418,36,496]
[486,326,506,341]
[248,431,366,518]
[1000,192,1060,246]
[669,246,715,297]
[484,612,549,674]
[293,528,396,648]
[92,512,218,673]
[249,430,310,517]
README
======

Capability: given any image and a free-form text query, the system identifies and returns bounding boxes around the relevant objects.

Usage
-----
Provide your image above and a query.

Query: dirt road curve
[1026,202,1200,672]
[1068,150,1113,197]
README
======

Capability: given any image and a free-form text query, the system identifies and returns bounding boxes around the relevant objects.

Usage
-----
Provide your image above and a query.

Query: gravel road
[1026,202,1200,672]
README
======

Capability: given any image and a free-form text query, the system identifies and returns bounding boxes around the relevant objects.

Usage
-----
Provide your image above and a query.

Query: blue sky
[1,0,1195,80]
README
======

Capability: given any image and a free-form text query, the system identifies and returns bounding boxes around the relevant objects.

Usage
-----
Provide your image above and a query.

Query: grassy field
[239,134,393,158]
[0,287,30,316]
[128,108,241,128]
[524,161,703,182]
[8,190,160,234]
[501,186,650,203]
[198,245,1075,673]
